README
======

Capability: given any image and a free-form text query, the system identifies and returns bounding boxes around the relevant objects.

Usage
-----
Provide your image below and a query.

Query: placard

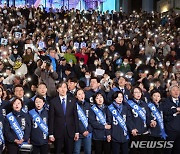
[106,40,112,46]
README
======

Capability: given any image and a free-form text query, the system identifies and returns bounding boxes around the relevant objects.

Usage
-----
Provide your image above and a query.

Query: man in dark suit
[163,85,180,154]
[10,84,34,112]
[49,81,79,154]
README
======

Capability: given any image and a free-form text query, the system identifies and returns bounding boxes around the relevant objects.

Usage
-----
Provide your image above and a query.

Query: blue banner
[148,102,167,139]
[91,105,106,125]
[29,109,48,136]
[108,104,129,139]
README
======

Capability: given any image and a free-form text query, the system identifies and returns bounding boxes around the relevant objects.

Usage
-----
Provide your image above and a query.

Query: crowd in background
[0,4,179,154]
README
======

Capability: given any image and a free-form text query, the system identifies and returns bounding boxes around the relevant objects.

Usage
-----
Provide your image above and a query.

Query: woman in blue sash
[128,87,157,154]
[149,90,166,154]
[29,95,49,154]
[108,91,135,154]
[4,97,31,154]
[73,89,92,154]
[89,92,111,154]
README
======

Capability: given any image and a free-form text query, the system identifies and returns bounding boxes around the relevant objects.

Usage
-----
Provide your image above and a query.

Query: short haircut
[118,76,127,81]
[112,91,124,101]
[93,92,104,104]
[11,97,24,109]
[150,89,161,97]
[34,95,45,103]
[68,77,78,83]
[90,77,100,83]
[37,82,47,88]
[13,84,24,93]
[169,85,179,92]
[56,81,67,89]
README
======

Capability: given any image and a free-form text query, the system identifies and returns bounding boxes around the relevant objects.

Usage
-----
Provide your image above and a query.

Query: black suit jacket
[49,94,79,138]
[162,97,180,133]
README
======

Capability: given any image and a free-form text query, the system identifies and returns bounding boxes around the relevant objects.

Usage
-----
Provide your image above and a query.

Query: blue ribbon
[6,112,24,140]
[148,102,167,139]
[91,105,106,125]
[22,105,28,113]
[108,104,129,140]
[29,109,48,136]
[127,100,146,123]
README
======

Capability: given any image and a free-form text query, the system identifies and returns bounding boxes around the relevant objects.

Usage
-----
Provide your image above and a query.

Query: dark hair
[90,77,100,83]
[78,80,86,89]
[11,97,24,109]
[37,82,47,88]
[75,89,84,96]
[131,86,142,95]
[68,77,78,83]
[48,47,57,53]
[93,92,104,104]
[112,91,124,101]
[56,81,67,89]
[13,84,24,93]
[150,89,161,97]
[34,95,45,103]
[118,76,127,81]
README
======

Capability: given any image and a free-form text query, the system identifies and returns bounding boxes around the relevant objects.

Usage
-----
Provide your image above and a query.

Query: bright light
[145,70,149,74]
[161,5,169,13]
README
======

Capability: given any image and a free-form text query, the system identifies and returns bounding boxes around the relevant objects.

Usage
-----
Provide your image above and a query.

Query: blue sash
[108,104,129,140]
[29,109,48,136]
[91,105,107,125]
[6,112,24,140]
[112,87,120,92]
[148,103,167,139]
[77,104,88,128]
[0,127,4,144]
[127,100,146,123]
[77,104,92,138]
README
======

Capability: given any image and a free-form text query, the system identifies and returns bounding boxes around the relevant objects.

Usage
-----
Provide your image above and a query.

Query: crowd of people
[0,4,179,154]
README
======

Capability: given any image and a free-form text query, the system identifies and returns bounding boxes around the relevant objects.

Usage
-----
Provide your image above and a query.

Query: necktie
[176,100,179,107]
[62,98,66,114]
[121,89,124,94]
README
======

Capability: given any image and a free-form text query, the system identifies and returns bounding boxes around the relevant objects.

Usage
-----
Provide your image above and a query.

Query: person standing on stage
[49,81,79,154]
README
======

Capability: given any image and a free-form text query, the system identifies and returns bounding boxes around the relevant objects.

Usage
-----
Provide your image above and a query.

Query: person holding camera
[35,59,58,98]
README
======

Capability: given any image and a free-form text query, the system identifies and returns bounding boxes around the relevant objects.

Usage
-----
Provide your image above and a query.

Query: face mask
[80,62,84,66]
[123,62,128,65]
[166,62,170,66]
[14,50,18,54]
[85,75,90,78]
